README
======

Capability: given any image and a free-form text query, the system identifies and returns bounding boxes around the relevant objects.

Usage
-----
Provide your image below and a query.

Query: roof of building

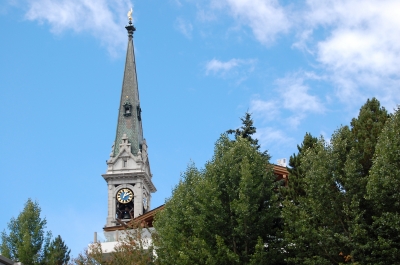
[104,204,165,232]
[0,255,23,265]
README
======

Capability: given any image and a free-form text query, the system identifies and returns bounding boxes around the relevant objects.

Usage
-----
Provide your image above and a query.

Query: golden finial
[127,8,133,21]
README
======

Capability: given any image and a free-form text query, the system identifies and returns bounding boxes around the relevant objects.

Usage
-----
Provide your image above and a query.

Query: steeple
[102,14,156,229]
[113,20,143,156]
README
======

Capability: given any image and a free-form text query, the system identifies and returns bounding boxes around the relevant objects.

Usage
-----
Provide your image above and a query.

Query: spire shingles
[113,21,143,156]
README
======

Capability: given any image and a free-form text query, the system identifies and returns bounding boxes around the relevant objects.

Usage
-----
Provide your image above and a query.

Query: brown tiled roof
[104,204,165,232]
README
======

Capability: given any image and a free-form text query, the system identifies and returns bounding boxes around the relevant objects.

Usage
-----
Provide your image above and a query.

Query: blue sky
[1,0,399,258]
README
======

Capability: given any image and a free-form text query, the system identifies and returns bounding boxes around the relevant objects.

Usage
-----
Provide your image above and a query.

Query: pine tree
[227,112,260,149]
[44,235,71,265]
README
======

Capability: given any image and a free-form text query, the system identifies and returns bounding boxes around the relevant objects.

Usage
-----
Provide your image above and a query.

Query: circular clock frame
[116,188,134,204]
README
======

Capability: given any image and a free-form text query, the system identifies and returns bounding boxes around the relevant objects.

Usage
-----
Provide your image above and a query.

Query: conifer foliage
[227,112,260,149]
[44,235,71,265]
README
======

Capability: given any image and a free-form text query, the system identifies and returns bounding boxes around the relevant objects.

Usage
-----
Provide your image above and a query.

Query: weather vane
[127,8,133,21]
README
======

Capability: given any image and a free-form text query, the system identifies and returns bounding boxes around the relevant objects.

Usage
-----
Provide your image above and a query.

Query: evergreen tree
[227,112,260,149]
[0,199,52,265]
[44,235,71,265]
[154,135,282,264]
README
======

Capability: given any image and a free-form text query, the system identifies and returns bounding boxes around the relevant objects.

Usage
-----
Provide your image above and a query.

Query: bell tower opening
[123,101,132,116]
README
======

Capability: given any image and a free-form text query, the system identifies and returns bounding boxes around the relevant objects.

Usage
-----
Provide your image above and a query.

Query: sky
[1,0,400,259]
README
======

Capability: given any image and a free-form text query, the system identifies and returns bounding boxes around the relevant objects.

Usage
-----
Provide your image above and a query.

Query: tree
[227,112,260,149]
[364,107,400,264]
[281,98,391,264]
[350,97,390,176]
[285,132,318,199]
[154,134,282,264]
[282,127,356,264]
[44,235,71,265]
[0,199,70,265]
[1,199,52,265]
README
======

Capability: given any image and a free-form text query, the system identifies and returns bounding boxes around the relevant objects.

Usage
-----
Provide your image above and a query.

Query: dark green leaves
[44,235,71,265]
[282,98,395,265]
[154,135,280,265]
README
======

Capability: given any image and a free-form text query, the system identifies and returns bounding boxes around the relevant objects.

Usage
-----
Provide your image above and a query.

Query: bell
[123,212,130,219]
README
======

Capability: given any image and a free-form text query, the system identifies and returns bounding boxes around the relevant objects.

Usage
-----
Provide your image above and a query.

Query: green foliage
[283,128,356,264]
[227,112,261,150]
[288,132,318,176]
[286,132,318,199]
[0,199,52,265]
[44,235,71,265]
[154,135,281,265]
[0,199,70,265]
[364,108,400,264]
[281,98,392,264]
[350,97,390,176]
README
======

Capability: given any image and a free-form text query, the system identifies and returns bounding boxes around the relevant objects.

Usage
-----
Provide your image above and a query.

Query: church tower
[102,17,156,228]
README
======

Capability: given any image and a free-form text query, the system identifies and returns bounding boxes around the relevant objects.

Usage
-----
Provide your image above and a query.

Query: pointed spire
[113,19,143,156]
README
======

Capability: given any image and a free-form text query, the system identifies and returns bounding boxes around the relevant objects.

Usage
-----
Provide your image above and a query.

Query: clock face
[116,188,133,204]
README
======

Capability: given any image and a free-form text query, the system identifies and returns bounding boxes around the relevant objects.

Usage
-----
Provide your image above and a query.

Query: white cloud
[175,17,193,38]
[276,74,325,114]
[24,0,132,56]
[205,58,256,77]
[255,127,295,152]
[209,0,290,45]
[249,99,279,122]
[250,72,325,128]
[301,0,400,108]
[206,58,240,74]
[198,0,400,109]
